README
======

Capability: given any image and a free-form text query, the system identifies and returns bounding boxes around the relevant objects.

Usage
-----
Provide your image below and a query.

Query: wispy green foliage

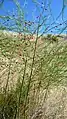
[0,0,67,119]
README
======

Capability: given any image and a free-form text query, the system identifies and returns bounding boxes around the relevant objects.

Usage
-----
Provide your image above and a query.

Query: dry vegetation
[0,31,67,119]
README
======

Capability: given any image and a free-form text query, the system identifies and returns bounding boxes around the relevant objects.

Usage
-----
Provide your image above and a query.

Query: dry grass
[0,32,67,119]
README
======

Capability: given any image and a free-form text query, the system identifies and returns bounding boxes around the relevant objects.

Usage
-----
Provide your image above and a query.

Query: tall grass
[0,0,67,119]
[0,32,67,119]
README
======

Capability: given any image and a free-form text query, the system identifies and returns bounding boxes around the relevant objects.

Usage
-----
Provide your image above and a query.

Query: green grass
[0,32,67,119]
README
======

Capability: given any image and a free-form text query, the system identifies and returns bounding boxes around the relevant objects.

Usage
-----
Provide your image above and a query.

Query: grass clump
[0,91,17,119]
[0,33,67,119]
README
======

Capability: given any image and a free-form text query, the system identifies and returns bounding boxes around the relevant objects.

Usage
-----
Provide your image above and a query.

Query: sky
[0,0,67,34]
[0,0,66,18]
